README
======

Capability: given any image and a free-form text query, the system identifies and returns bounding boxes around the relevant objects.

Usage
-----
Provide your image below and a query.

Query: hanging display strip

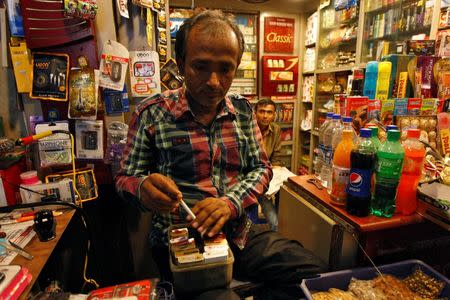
[20,0,94,49]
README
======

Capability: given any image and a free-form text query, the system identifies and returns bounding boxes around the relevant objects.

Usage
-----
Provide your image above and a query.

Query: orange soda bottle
[330,130,355,205]
[396,129,425,215]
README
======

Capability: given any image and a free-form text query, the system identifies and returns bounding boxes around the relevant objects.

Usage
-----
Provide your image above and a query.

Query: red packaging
[408,98,422,115]
[345,96,369,132]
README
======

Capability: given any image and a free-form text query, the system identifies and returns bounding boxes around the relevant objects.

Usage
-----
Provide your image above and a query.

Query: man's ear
[176,59,185,76]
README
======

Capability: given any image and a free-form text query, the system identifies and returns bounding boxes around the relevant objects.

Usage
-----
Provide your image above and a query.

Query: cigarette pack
[177,253,204,264]
[170,228,188,239]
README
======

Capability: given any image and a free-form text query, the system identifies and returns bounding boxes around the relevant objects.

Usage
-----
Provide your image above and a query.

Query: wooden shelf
[315,65,354,74]
[303,70,315,75]
[281,141,293,146]
[305,42,316,48]
[312,130,319,137]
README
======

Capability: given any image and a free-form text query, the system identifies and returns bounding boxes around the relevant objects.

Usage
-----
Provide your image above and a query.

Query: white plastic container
[19,171,42,203]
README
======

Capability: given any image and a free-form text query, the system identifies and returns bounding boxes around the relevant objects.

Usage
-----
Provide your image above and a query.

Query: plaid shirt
[115,87,272,248]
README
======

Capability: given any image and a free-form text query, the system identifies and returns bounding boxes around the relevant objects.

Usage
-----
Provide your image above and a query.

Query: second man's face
[256,104,276,129]
[180,25,240,109]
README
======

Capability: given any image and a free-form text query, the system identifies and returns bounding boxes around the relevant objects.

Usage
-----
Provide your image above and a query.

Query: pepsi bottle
[346,128,376,217]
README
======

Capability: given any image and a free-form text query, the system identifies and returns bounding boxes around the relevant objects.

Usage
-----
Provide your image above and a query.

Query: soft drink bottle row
[317,119,426,218]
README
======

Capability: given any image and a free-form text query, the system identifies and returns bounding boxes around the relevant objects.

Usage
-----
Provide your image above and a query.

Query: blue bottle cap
[386,125,398,131]
[332,114,341,120]
[360,128,372,138]
[343,116,353,123]
[326,112,334,118]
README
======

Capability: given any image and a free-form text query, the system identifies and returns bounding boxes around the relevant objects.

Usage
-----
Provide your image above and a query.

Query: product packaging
[99,40,129,91]
[75,120,104,159]
[129,51,161,98]
[345,96,369,132]
[394,98,408,116]
[103,87,130,115]
[35,122,72,167]
[9,38,31,93]
[20,179,75,203]
[30,52,70,101]
[46,168,98,203]
[68,62,97,119]
[381,99,395,125]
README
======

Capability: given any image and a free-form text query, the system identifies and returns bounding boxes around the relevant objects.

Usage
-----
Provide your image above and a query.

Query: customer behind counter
[115,9,326,299]
[254,98,283,231]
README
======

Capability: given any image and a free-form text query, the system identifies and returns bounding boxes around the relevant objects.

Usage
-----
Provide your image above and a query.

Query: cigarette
[180,199,196,220]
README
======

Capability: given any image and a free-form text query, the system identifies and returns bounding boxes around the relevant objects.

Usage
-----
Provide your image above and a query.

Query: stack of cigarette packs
[169,227,229,265]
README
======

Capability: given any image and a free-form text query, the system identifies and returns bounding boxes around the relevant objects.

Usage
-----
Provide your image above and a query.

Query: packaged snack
[421,98,437,116]
[367,99,381,121]
[408,98,423,115]
[381,99,395,125]
[346,96,369,132]
[394,98,408,116]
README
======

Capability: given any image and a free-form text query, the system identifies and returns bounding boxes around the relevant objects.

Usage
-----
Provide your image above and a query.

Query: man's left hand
[188,198,232,237]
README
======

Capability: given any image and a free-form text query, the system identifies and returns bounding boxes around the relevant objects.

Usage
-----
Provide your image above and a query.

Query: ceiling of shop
[170,0,319,14]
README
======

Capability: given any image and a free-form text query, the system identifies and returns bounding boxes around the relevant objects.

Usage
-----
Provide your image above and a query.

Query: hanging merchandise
[156,10,168,62]
[30,52,70,101]
[103,87,130,115]
[160,59,183,90]
[64,0,98,19]
[68,56,98,119]
[35,122,72,167]
[9,38,32,93]
[132,0,153,8]
[129,51,161,98]
[75,120,104,159]
[99,40,129,91]
[105,122,128,176]
[6,0,24,36]
[153,0,165,10]
[146,8,154,47]
[46,168,98,202]
[116,0,129,18]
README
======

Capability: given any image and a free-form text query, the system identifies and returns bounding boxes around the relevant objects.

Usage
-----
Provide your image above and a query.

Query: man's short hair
[175,10,245,65]
[255,98,277,111]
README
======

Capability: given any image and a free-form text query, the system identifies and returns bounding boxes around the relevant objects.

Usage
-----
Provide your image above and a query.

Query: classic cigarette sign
[264,17,295,53]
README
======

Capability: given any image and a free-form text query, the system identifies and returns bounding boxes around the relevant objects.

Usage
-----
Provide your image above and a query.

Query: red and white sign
[264,17,295,53]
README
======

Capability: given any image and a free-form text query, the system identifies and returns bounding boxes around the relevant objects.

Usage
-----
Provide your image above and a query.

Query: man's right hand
[140,173,182,213]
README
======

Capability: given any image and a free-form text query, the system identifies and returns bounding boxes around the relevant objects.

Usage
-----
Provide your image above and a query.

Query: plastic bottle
[330,130,354,205]
[375,61,392,101]
[316,112,334,179]
[386,125,398,131]
[321,114,341,187]
[19,170,42,203]
[332,116,358,150]
[350,68,365,96]
[396,129,425,215]
[369,126,382,150]
[363,61,378,99]
[372,130,405,217]
[346,129,376,217]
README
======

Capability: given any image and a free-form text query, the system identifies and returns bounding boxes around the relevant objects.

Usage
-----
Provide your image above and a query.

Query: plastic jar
[19,171,42,204]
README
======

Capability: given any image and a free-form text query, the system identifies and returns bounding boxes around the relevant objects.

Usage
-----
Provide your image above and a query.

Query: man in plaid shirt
[116,9,326,299]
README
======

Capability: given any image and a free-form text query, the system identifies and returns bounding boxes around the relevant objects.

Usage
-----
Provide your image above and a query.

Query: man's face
[178,25,240,108]
[255,104,276,129]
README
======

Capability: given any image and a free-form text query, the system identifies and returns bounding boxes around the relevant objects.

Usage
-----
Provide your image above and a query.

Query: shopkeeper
[115,9,326,299]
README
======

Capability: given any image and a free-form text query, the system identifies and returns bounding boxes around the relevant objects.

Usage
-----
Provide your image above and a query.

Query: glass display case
[316,0,359,70]
[361,0,435,63]
[229,13,259,96]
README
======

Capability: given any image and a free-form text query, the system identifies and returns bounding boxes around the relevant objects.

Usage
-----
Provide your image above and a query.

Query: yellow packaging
[375,61,392,101]
[9,38,32,93]
[397,72,408,98]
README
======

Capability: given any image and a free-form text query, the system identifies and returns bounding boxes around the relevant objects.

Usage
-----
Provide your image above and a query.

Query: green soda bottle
[369,127,382,150]
[371,130,405,217]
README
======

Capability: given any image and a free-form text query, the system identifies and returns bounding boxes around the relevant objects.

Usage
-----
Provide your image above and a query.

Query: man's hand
[188,198,232,237]
[140,173,182,213]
